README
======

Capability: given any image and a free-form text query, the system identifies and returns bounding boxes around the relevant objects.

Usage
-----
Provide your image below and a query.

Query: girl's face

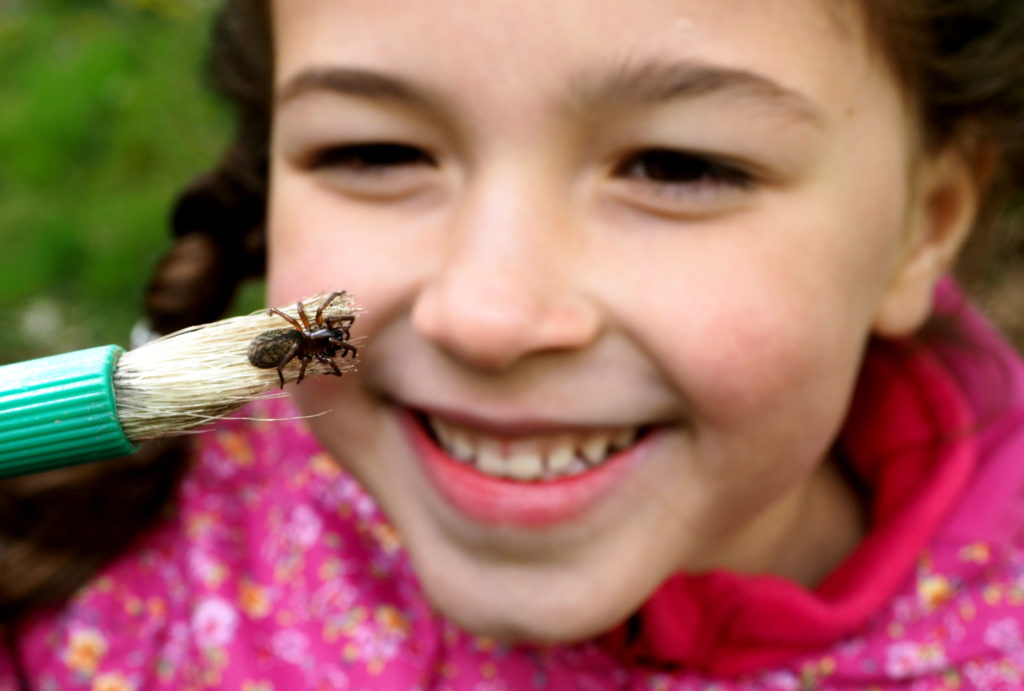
[268,0,953,642]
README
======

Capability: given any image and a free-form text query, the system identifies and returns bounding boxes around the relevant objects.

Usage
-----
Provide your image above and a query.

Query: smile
[402,408,656,527]
[424,414,641,482]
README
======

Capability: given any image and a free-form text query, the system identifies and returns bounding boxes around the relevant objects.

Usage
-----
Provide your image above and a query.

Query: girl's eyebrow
[276,67,434,109]
[569,58,826,129]
[275,61,825,130]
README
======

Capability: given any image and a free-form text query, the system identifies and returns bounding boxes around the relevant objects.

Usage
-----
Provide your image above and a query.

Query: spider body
[247,291,357,388]
[247,328,306,370]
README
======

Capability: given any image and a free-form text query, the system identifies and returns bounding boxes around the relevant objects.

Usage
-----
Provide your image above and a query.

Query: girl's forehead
[271,0,874,81]
[270,0,900,137]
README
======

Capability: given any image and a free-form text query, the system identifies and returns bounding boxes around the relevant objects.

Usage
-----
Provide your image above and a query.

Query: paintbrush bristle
[113,292,359,441]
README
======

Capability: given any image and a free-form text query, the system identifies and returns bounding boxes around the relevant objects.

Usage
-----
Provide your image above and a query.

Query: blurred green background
[0,0,259,364]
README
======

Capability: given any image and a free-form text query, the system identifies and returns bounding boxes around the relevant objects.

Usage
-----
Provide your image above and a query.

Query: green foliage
[0,1,232,362]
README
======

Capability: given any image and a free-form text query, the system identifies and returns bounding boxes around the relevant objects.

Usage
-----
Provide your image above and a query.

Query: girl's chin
[412,551,643,646]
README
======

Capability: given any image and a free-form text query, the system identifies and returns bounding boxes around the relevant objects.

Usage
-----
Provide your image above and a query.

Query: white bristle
[113,292,359,441]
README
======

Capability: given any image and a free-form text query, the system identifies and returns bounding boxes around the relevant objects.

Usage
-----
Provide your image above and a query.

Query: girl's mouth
[400,408,655,527]
[423,413,642,481]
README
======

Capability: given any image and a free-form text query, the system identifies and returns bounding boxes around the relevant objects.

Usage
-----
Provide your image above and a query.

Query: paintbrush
[0,291,359,477]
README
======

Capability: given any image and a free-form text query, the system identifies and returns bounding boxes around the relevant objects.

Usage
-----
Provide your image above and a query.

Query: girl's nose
[411,182,601,372]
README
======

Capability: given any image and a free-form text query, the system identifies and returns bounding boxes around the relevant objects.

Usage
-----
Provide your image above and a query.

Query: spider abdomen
[247,328,305,369]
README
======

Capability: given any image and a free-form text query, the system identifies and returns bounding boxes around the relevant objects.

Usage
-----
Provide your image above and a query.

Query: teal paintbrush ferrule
[0,345,138,477]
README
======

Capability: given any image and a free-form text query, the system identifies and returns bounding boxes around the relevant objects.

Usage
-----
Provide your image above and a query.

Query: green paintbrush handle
[0,345,138,477]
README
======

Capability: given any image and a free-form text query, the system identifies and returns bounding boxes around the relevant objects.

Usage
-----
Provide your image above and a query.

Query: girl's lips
[398,407,652,528]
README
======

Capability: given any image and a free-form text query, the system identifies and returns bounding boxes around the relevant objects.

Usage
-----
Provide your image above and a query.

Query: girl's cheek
[657,286,859,425]
[266,216,319,305]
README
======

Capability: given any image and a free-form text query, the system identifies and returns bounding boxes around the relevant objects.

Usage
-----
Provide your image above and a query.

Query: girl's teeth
[546,435,575,475]
[507,451,544,480]
[566,458,591,476]
[424,415,638,482]
[476,439,507,477]
[506,439,545,480]
[432,417,454,448]
[449,426,474,461]
[580,433,611,464]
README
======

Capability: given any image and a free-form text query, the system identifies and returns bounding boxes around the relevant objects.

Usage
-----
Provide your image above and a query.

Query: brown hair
[860,0,1024,287]
[1,0,1022,629]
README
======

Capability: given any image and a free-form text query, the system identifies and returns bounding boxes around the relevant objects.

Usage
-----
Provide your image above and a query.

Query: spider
[247,291,358,389]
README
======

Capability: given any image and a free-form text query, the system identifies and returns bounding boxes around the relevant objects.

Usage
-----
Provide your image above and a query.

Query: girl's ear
[872,142,995,338]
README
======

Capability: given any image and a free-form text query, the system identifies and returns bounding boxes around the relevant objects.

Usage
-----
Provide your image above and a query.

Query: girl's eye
[306,142,436,172]
[301,142,438,199]
[612,149,755,209]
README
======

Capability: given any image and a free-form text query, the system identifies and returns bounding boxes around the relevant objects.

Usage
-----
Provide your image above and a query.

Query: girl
[3,0,1024,688]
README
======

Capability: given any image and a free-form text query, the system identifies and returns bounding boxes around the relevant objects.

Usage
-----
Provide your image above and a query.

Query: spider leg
[328,359,342,377]
[317,351,343,377]
[296,356,309,384]
[326,314,355,339]
[269,307,304,332]
[296,300,313,331]
[329,337,358,358]
[274,341,302,389]
[316,291,346,327]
